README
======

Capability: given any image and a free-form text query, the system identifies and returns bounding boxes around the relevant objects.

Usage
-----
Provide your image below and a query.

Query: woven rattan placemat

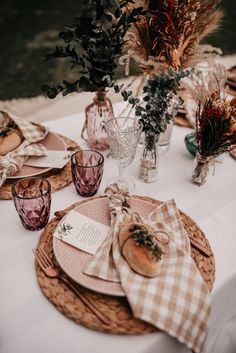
[0,135,80,200]
[35,195,215,334]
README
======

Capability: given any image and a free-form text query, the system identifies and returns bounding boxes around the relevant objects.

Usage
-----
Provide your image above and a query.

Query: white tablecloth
[1,104,236,353]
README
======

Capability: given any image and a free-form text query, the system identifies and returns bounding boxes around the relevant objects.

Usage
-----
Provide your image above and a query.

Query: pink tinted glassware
[11,178,51,231]
[71,150,104,197]
[83,90,114,151]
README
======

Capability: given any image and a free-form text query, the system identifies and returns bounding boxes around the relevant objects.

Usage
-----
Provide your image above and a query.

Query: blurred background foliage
[0,0,235,100]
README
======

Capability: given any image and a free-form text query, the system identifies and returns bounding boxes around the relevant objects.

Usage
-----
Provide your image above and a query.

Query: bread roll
[0,111,23,155]
[119,222,163,278]
[0,129,23,155]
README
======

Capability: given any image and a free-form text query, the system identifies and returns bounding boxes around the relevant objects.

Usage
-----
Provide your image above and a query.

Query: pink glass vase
[82,90,114,150]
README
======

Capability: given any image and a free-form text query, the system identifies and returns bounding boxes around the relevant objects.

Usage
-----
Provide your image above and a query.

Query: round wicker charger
[0,135,80,200]
[36,195,215,335]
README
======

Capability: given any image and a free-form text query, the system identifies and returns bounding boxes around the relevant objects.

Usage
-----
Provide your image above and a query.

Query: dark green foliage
[136,69,190,136]
[42,0,144,98]
[109,68,189,135]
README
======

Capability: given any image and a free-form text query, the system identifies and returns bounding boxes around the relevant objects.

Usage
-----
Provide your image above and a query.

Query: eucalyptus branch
[106,68,190,135]
[42,0,144,98]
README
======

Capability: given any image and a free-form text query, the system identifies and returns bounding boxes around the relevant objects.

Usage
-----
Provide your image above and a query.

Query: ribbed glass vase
[83,90,114,150]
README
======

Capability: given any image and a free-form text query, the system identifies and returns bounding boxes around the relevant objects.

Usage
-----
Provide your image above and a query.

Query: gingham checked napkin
[84,184,211,353]
[0,111,48,186]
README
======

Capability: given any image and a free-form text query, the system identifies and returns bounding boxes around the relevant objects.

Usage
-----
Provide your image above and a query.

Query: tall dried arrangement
[196,98,236,157]
[124,0,223,75]
[192,96,236,185]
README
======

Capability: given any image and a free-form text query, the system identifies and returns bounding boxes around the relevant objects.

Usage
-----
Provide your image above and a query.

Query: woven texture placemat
[35,195,215,334]
[0,135,80,200]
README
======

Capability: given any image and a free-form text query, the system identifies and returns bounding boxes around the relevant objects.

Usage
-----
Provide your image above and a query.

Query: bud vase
[82,90,114,150]
[138,134,159,183]
[158,120,173,154]
[191,152,213,186]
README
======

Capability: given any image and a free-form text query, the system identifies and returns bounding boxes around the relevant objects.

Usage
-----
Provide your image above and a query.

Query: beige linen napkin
[0,111,48,186]
[84,184,211,353]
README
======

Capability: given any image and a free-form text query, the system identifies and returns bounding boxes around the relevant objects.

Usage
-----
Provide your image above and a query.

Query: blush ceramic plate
[53,196,160,297]
[8,132,67,179]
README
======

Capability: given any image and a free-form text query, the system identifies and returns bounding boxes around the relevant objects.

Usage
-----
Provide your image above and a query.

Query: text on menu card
[53,210,110,255]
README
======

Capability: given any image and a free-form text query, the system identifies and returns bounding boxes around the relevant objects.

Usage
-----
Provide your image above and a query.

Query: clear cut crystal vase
[82,90,114,150]
[138,133,159,183]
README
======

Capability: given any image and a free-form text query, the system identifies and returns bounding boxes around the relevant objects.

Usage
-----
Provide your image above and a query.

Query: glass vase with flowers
[42,0,143,150]
[135,69,189,182]
[192,96,236,185]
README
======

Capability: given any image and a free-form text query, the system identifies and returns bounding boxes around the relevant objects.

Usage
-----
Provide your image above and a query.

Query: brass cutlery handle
[189,237,212,257]
[54,210,67,219]
[61,275,112,326]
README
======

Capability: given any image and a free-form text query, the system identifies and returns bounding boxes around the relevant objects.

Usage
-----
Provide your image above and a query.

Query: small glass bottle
[191,152,213,186]
[83,90,114,150]
[138,133,159,183]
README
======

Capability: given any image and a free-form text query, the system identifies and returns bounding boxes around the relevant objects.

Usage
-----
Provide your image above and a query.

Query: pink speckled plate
[8,132,66,179]
[53,197,159,297]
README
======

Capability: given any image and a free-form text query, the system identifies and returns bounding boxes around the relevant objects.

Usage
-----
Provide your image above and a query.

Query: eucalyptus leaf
[43,0,143,98]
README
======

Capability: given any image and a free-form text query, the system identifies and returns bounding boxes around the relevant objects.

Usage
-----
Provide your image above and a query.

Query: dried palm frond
[184,62,227,105]
[124,0,223,74]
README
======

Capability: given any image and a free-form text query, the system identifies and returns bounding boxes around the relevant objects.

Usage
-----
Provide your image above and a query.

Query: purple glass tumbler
[71,150,104,197]
[11,178,51,231]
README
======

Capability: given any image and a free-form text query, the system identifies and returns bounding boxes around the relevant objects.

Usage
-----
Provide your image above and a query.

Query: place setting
[30,178,215,353]
[0,110,80,199]
[6,119,215,353]
[2,1,236,353]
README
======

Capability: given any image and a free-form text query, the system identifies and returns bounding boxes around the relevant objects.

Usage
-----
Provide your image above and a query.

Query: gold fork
[33,247,112,326]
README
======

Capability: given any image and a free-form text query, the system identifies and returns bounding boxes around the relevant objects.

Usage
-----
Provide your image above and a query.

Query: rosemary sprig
[0,120,18,137]
[57,222,73,240]
[129,224,162,261]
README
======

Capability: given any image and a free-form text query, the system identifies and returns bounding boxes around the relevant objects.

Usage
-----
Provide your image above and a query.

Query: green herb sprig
[0,120,17,137]
[57,222,73,240]
[129,224,162,261]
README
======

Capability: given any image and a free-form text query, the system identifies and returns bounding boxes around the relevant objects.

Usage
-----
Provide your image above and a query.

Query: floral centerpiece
[42,0,143,150]
[124,0,223,74]
[118,0,223,181]
[135,69,189,182]
[123,1,222,130]
[192,96,236,185]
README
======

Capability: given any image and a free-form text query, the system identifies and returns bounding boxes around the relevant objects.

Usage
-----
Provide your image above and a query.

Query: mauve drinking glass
[11,178,51,231]
[71,150,104,197]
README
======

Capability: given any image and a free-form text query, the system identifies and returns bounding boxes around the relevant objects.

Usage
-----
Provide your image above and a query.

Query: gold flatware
[54,210,67,219]
[189,237,212,257]
[33,247,113,326]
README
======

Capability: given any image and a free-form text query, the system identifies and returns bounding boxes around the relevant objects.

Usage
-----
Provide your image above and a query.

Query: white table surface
[1,104,236,353]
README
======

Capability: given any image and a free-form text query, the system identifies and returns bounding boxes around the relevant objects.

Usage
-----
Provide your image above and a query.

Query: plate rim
[52,197,160,297]
[53,237,125,297]
[7,131,67,179]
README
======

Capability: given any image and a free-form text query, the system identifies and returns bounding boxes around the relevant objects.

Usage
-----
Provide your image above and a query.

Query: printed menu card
[53,210,110,255]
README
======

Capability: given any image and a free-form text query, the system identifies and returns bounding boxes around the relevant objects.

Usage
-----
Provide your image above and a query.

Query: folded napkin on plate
[0,111,48,186]
[84,184,211,353]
